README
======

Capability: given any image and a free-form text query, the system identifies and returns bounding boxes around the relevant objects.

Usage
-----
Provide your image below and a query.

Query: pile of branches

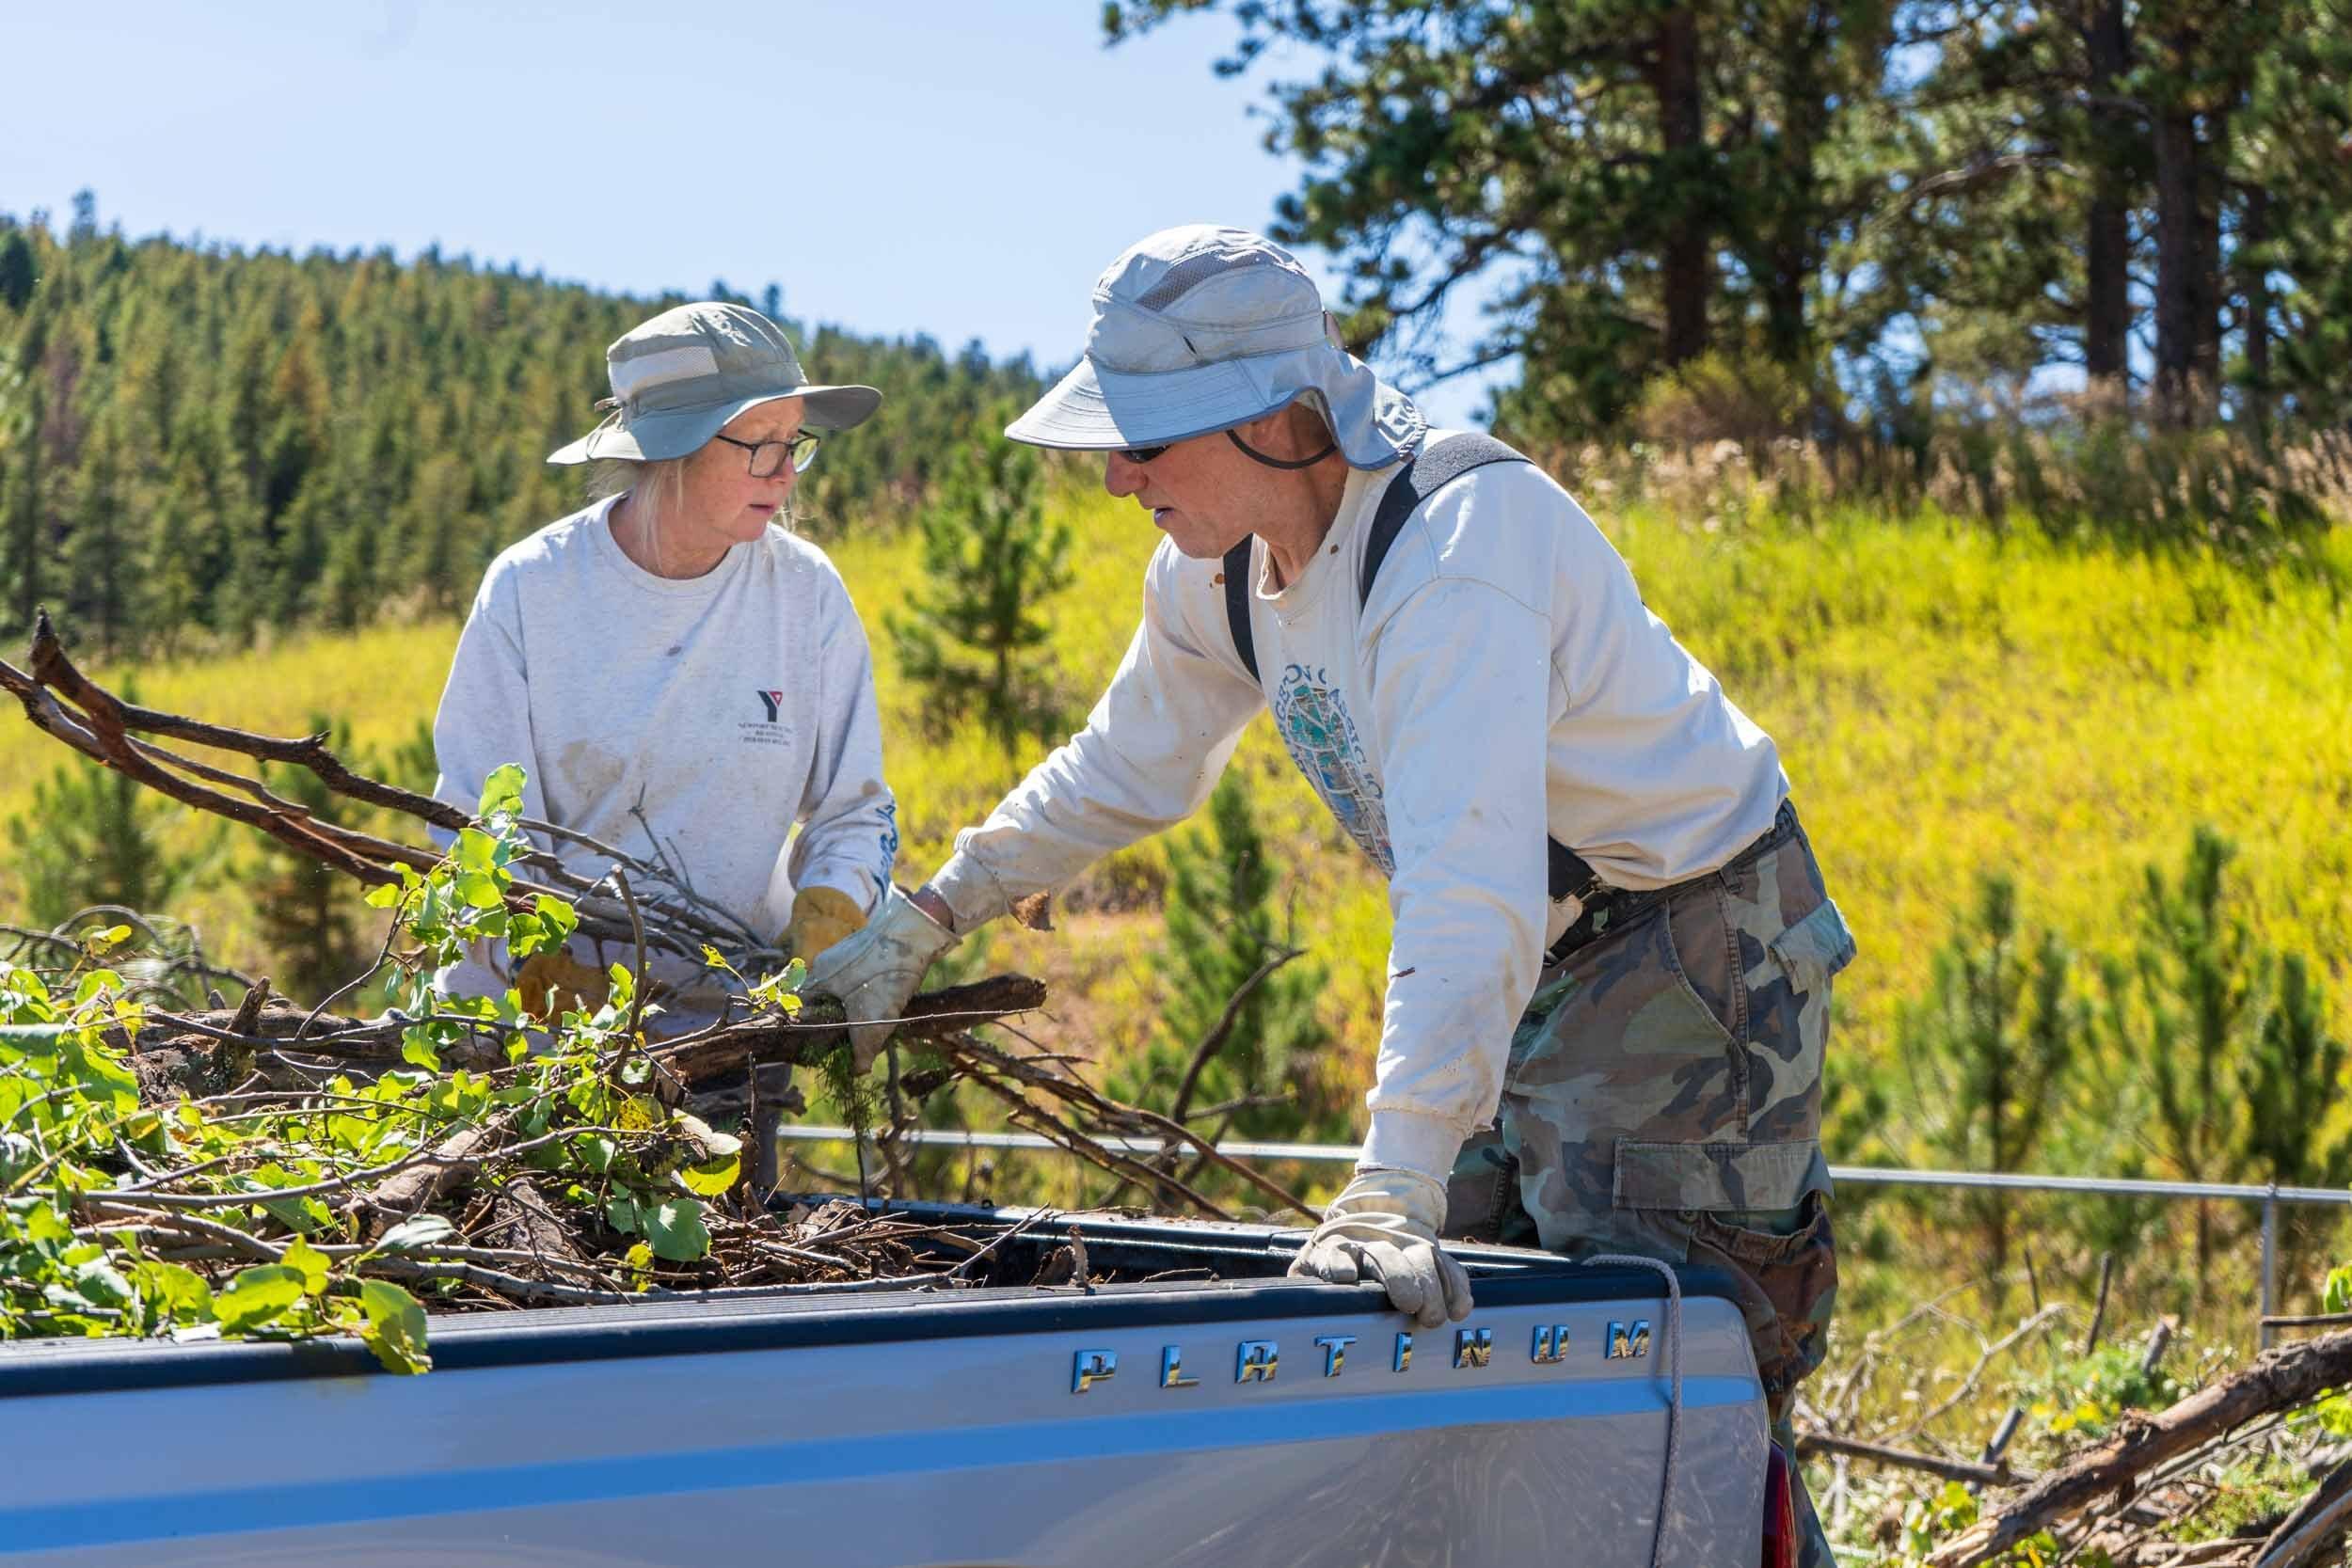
[1799,1285,2352,1567]
[0,613,1311,1367]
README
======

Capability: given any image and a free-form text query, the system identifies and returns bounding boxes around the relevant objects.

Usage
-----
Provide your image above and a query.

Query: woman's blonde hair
[586,455,688,538]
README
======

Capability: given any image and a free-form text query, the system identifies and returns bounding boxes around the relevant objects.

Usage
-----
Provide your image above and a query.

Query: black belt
[1543,800,1801,968]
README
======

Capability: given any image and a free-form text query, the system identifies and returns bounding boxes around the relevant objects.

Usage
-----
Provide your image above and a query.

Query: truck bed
[0,1201,1772,1565]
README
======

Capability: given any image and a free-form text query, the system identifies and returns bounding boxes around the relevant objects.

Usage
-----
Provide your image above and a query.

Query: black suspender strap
[1356,433,1527,606]
[1218,433,1597,904]
[1222,534,1259,685]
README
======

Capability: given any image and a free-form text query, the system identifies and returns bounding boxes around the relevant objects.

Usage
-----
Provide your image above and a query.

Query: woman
[431,301,898,1025]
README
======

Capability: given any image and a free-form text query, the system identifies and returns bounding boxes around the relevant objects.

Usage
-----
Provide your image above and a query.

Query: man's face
[1102,429,1272,560]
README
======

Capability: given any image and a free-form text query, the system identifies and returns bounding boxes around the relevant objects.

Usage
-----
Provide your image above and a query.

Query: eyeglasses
[713,430,822,477]
[1116,443,1170,465]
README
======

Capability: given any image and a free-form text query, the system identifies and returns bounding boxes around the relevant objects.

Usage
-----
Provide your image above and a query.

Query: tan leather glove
[780,885,868,963]
[513,951,611,1022]
[802,887,959,1070]
[1288,1166,1474,1329]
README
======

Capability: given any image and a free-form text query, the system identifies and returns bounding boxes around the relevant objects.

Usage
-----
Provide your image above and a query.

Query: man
[809,225,1854,1562]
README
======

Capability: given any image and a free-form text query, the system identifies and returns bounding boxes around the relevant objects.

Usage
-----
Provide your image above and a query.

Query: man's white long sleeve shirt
[930,436,1787,1180]
[431,497,898,1005]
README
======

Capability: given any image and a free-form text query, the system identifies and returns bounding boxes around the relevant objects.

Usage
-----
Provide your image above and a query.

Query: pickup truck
[0,1199,1797,1566]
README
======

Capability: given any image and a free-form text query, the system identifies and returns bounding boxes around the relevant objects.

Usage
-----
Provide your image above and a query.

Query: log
[1929,1328,2352,1566]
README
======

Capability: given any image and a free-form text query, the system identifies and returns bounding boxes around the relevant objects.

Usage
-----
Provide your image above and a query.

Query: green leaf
[455,828,498,872]
[72,1258,135,1309]
[375,1214,457,1254]
[675,1151,741,1197]
[357,1279,432,1375]
[2326,1266,2352,1317]
[456,872,504,911]
[604,1194,642,1235]
[132,1260,214,1323]
[671,1114,743,1197]
[215,1264,307,1332]
[644,1197,711,1262]
[400,1028,442,1072]
[363,881,404,909]
[477,764,527,820]
[281,1236,331,1295]
[502,911,546,958]
[533,895,579,944]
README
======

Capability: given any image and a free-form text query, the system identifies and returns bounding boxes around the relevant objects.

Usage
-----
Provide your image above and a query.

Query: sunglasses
[1117,430,1339,470]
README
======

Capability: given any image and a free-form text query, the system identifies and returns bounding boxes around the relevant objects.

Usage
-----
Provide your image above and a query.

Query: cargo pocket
[1767,898,1857,995]
[1744,897,1856,1145]
[1614,1138,1836,1402]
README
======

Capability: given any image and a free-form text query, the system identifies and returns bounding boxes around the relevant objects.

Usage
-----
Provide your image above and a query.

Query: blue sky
[4,0,1506,425]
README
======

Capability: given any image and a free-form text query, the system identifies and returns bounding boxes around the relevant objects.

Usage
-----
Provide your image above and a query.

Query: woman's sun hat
[1005,224,1425,468]
[548,302,882,466]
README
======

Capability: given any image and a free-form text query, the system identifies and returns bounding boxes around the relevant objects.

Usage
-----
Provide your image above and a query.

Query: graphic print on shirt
[1273,663,1394,875]
[741,687,792,748]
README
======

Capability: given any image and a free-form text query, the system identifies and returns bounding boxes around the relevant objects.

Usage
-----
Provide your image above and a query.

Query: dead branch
[1795,1430,2034,1488]
[1930,1328,2352,1566]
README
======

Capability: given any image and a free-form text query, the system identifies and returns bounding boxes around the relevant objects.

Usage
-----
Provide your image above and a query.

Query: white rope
[1584,1254,1684,1568]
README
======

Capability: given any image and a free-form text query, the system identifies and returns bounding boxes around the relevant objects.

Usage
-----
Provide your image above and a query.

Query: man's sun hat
[1006,224,1425,468]
[548,302,881,467]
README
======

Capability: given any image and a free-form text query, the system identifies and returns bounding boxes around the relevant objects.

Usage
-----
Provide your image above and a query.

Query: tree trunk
[1656,4,1710,367]
[2081,0,2134,393]
[2153,99,2202,423]
[2191,105,2229,395]
[2241,181,2271,435]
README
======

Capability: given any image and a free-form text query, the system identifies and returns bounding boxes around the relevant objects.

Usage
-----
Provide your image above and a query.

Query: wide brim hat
[548,301,882,466]
[1006,225,1425,468]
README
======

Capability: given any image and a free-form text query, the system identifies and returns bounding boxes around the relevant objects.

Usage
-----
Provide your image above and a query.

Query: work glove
[513,951,611,1023]
[1289,1165,1474,1330]
[779,885,867,963]
[800,886,959,1070]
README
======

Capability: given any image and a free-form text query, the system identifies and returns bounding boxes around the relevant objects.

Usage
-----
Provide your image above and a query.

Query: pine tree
[1107,772,1331,1148]
[2106,824,2265,1286]
[3,749,211,930]
[885,417,1073,766]
[1896,873,2081,1290]
[2239,952,2350,1286]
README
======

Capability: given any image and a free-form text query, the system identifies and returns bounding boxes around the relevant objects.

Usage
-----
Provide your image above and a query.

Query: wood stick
[2086,1252,2116,1354]
[2143,1316,2176,1377]
[1928,1327,2352,1566]
[1794,1430,2032,1488]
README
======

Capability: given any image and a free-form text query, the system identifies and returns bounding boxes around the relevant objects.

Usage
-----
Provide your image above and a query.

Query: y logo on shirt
[755,689,786,723]
[1273,663,1394,875]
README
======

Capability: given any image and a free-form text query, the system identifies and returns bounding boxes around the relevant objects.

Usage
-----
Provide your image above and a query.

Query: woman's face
[675,399,807,548]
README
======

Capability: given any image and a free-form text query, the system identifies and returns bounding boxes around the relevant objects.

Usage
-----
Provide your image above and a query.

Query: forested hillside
[0,199,1042,658]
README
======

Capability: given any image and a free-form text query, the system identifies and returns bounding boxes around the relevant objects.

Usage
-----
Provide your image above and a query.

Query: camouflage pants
[1445,803,1855,1566]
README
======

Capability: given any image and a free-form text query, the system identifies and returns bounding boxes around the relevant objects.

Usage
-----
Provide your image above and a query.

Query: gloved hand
[1288,1165,1474,1329]
[779,885,867,962]
[513,951,612,1023]
[800,886,959,1070]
